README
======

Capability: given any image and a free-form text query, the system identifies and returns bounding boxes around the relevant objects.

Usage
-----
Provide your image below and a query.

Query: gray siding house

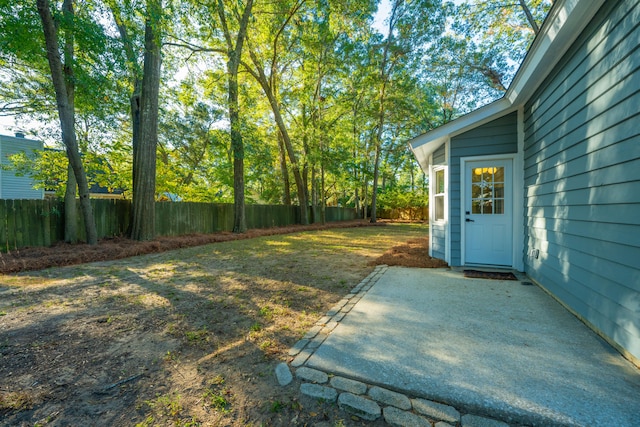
[0,133,44,199]
[409,0,640,365]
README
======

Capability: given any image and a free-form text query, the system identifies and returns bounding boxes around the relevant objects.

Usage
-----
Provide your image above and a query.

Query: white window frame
[429,162,449,262]
[432,167,447,224]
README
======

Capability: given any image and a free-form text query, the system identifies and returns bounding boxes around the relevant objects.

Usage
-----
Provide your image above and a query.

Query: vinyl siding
[431,224,446,261]
[449,112,518,265]
[432,144,446,165]
[0,136,43,200]
[523,0,640,361]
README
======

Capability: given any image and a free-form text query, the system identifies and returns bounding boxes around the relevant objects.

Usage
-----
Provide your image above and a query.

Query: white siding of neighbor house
[523,0,640,361]
[0,135,44,200]
[449,112,518,266]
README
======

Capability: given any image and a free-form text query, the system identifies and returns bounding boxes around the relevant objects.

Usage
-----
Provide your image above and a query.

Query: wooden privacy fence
[378,207,429,221]
[0,199,357,251]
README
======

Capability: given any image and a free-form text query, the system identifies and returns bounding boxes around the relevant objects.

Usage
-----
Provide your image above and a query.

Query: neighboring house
[0,133,44,199]
[0,135,124,200]
[409,0,639,365]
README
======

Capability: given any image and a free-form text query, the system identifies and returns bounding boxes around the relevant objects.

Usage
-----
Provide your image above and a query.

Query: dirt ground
[0,222,446,426]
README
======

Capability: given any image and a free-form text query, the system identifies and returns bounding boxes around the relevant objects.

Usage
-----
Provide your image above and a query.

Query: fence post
[1,200,364,251]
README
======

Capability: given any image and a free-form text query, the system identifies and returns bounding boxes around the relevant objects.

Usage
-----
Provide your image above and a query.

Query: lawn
[0,223,430,426]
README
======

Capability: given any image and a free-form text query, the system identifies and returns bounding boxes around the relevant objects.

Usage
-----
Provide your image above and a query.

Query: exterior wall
[0,135,44,200]
[523,0,640,362]
[432,144,446,165]
[449,112,518,265]
[431,225,446,261]
[431,144,447,261]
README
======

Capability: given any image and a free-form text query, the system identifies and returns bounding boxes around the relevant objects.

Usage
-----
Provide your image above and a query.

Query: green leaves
[0,0,550,217]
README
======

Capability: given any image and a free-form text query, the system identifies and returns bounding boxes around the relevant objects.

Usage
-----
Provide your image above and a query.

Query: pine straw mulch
[0,220,448,275]
[0,220,393,275]
[371,237,448,268]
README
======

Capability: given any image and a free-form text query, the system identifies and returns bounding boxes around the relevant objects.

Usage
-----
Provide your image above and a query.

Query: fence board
[0,199,358,251]
[0,201,6,252]
[378,207,428,221]
[27,201,41,247]
[50,200,65,243]
[14,201,24,249]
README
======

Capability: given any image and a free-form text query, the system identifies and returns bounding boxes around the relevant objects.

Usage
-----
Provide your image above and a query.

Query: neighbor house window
[434,168,445,222]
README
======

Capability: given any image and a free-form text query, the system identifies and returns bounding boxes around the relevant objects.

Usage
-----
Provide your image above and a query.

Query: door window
[471,167,505,215]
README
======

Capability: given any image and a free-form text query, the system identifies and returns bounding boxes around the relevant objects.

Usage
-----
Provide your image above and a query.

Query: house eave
[408,98,513,172]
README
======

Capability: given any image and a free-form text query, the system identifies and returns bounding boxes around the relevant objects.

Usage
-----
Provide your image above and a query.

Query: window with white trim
[434,167,445,222]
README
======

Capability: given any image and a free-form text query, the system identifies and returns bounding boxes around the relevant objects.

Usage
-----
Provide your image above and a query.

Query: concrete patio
[292,267,640,426]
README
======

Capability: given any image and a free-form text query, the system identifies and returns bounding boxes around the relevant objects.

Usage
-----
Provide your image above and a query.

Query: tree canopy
[0,0,552,229]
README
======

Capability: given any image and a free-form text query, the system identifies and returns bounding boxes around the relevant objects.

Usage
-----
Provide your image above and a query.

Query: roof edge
[507,0,606,104]
[408,98,514,168]
[409,0,606,170]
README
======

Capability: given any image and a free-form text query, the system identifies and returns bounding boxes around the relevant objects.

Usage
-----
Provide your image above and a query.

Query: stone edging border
[288,264,388,367]
[275,265,516,427]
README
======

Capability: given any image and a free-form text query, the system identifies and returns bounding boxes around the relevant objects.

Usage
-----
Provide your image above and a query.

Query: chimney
[15,132,25,138]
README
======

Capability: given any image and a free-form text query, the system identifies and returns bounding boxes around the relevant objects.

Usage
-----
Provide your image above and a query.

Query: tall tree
[36,0,98,244]
[243,0,310,225]
[61,0,78,243]
[107,0,144,185]
[292,0,373,223]
[165,0,255,232]
[214,0,254,233]
[367,0,445,222]
[130,0,162,241]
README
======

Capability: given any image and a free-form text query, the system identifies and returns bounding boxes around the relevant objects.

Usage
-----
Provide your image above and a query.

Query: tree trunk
[363,180,368,220]
[320,161,326,224]
[247,50,309,225]
[37,0,97,245]
[277,130,291,205]
[370,90,387,224]
[410,166,415,191]
[130,83,141,185]
[276,113,309,225]
[369,1,398,224]
[352,108,361,218]
[228,57,246,233]
[370,142,381,223]
[216,0,253,233]
[310,167,318,223]
[64,164,77,243]
[131,0,162,241]
[302,106,314,222]
[109,2,141,209]
[301,105,312,222]
[62,0,77,243]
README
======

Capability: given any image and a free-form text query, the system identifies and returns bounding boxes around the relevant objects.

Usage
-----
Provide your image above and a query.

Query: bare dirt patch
[0,223,440,426]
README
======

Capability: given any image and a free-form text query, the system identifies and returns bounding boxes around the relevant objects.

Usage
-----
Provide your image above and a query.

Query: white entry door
[464,159,513,266]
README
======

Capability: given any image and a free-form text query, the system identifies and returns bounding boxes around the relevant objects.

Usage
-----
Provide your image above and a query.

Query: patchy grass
[0,223,432,426]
